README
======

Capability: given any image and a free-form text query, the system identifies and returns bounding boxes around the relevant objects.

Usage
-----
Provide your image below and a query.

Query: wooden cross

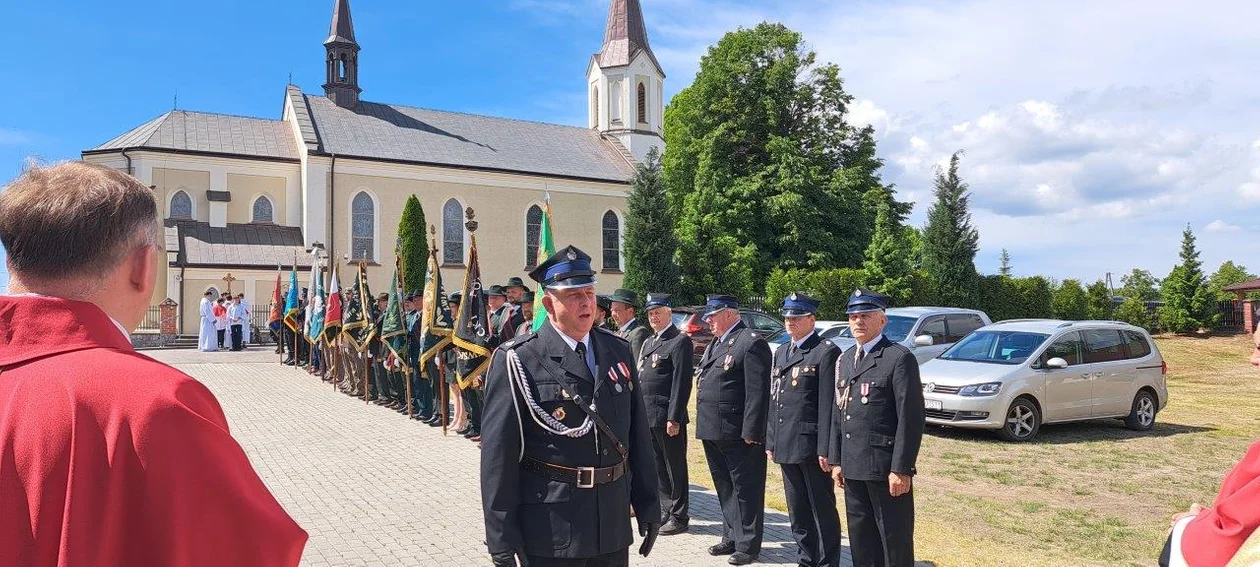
[222,273,237,295]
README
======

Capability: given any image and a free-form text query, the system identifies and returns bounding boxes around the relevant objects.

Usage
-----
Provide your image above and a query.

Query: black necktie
[576,342,595,377]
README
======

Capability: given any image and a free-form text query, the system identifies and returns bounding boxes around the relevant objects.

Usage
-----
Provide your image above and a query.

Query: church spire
[594,0,663,76]
[322,0,361,109]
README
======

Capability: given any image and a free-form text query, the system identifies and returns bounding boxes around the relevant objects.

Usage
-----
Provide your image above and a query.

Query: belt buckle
[576,466,596,489]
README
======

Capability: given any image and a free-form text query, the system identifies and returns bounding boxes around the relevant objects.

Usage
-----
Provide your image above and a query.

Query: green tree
[1086,280,1114,320]
[1159,225,1218,333]
[1114,296,1152,330]
[921,152,980,307]
[998,249,1012,277]
[1012,276,1055,319]
[664,23,902,299]
[862,197,915,305]
[1052,279,1090,320]
[1206,260,1257,301]
[1120,269,1160,301]
[397,194,428,294]
[623,148,680,298]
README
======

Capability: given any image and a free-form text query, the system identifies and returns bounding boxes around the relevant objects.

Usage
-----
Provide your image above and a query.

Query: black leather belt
[522,456,626,489]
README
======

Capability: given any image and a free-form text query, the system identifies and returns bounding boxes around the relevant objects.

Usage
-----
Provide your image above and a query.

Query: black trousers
[702,439,766,555]
[230,325,243,351]
[650,425,689,523]
[524,548,628,567]
[781,462,842,567]
[843,478,915,567]
[216,329,225,349]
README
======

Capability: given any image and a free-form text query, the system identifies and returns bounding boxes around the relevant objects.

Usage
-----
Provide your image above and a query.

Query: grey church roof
[301,92,636,182]
[87,111,300,162]
[165,219,312,268]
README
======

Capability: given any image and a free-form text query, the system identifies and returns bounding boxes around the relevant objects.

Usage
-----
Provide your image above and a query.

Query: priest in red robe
[1163,326,1260,566]
[0,162,308,566]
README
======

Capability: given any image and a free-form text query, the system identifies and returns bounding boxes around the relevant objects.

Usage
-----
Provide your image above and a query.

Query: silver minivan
[919,319,1169,441]
[831,307,992,364]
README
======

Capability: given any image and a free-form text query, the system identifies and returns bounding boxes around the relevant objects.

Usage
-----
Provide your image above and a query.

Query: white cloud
[1205,220,1242,233]
[524,0,1260,280]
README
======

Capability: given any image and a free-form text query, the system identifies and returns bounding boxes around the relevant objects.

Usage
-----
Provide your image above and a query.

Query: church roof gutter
[81,146,302,165]
[307,151,632,185]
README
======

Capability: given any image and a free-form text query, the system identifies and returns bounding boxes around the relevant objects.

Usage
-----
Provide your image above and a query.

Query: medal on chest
[723,354,733,371]
[791,366,800,387]
[861,382,870,405]
[652,353,660,368]
[552,407,567,421]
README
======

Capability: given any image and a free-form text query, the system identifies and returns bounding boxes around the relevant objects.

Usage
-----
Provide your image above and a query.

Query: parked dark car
[671,306,785,362]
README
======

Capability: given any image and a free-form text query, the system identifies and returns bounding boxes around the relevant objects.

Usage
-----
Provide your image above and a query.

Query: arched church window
[637,82,647,124]
[170,190,192,219]
[351,191,374,262]
[602,210,620,271]
[251,196,274,223]
[525,205,543,269]
[611,80,623,122]
[443,198,465,265]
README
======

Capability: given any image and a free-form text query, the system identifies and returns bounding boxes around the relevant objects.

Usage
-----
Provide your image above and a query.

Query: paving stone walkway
[150,349,854,566]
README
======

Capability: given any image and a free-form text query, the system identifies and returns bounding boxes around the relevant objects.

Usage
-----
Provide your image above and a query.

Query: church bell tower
[587,0,665,163]
[323,0,361,109]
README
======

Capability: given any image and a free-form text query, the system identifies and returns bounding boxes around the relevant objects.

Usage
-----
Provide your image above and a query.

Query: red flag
[267,271,283,332]
[323,262,343,341]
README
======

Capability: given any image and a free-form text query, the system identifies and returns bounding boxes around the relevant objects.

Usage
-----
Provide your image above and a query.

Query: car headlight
[958,382,1002,397]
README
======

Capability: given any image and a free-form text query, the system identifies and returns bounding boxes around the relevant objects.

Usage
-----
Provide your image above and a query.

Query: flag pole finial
[464,207,478,234]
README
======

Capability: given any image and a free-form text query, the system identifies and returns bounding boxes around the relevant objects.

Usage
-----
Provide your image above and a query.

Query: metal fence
[1218,299,1258,330]
[250,302,278,344]
[135,305,164,333]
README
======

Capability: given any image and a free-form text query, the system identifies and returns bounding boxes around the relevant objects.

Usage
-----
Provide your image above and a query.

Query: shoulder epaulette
[500,332,539,351]
[594,326,628,343]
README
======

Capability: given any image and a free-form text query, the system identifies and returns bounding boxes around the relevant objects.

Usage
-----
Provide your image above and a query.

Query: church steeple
[588,0,665,164]
[323,0,361,109]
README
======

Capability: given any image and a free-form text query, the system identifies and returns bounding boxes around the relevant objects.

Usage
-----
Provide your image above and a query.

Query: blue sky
[4,0,1260,292]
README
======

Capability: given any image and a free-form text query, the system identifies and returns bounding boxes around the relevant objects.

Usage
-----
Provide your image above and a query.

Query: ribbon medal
[791,367,800,387]
[723,354,734,371]
[552,407,567,421]
[861,382,870,405]
[608,367,622,393]
[652,353,660,368]
[618,361,635,391]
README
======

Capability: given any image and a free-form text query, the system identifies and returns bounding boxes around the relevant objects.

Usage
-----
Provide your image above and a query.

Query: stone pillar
[160,298,179,336]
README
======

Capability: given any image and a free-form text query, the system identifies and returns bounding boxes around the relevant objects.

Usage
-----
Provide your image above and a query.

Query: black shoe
[282,359,295,366]
[463,429,480,438]
[659,520,688,535]
[708,542,735,556]
[455,427,471,435]
[727,552,757,565]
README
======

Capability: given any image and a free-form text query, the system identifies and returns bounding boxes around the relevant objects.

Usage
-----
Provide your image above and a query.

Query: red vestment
[1183,441,1260,566]
[0,296,307,566]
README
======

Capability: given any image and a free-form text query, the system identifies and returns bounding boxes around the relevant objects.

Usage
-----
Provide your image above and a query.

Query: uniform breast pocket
[864,377,890,405]
[534,382,577,426]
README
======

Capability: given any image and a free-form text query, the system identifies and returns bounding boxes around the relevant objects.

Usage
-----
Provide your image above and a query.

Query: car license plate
[925,400,943,410]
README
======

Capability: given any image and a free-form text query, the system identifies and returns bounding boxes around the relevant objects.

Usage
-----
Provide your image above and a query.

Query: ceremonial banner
[380,259,408,368]
[342,263,374,352]
[267,270,283,333]
[282,267,300,332]
[306,250,326,343]
[419,243,453,366]
[452,235,492,388]
[531,201,555,331]
[323,262,343,343]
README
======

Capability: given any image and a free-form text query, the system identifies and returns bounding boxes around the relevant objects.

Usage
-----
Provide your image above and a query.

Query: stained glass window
[351,192,374,262]
[602,210,620,270]
[443,198,465,264]
[170,190,192,219]
[525,205,543,269]
[252,196,273,223]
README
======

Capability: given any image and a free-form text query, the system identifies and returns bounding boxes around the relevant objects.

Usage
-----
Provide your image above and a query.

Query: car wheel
[997,398,1041,442]
[1124,390,1157,431]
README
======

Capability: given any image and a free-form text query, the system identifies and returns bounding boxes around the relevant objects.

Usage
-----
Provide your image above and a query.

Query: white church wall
[325,164,630,298]
[226,173,287,225]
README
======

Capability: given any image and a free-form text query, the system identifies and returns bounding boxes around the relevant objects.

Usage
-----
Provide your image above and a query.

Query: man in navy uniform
[609,288,652,360]
[480,245,660,567]
[767,293,843,567]
[637,293,694,536]
[695,295,771,565]
[828,288,924,567]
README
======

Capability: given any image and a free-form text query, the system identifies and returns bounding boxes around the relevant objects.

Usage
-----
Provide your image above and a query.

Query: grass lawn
[683,333,1258,566]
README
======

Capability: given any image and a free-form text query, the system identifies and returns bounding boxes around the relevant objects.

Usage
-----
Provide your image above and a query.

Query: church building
[80,0,665,335]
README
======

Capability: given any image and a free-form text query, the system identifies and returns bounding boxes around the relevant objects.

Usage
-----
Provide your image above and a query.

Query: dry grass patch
[682,333,1259,566]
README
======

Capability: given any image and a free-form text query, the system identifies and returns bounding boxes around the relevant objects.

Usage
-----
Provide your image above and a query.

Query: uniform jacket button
[536,492,543,499]
[845,433,851,439]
